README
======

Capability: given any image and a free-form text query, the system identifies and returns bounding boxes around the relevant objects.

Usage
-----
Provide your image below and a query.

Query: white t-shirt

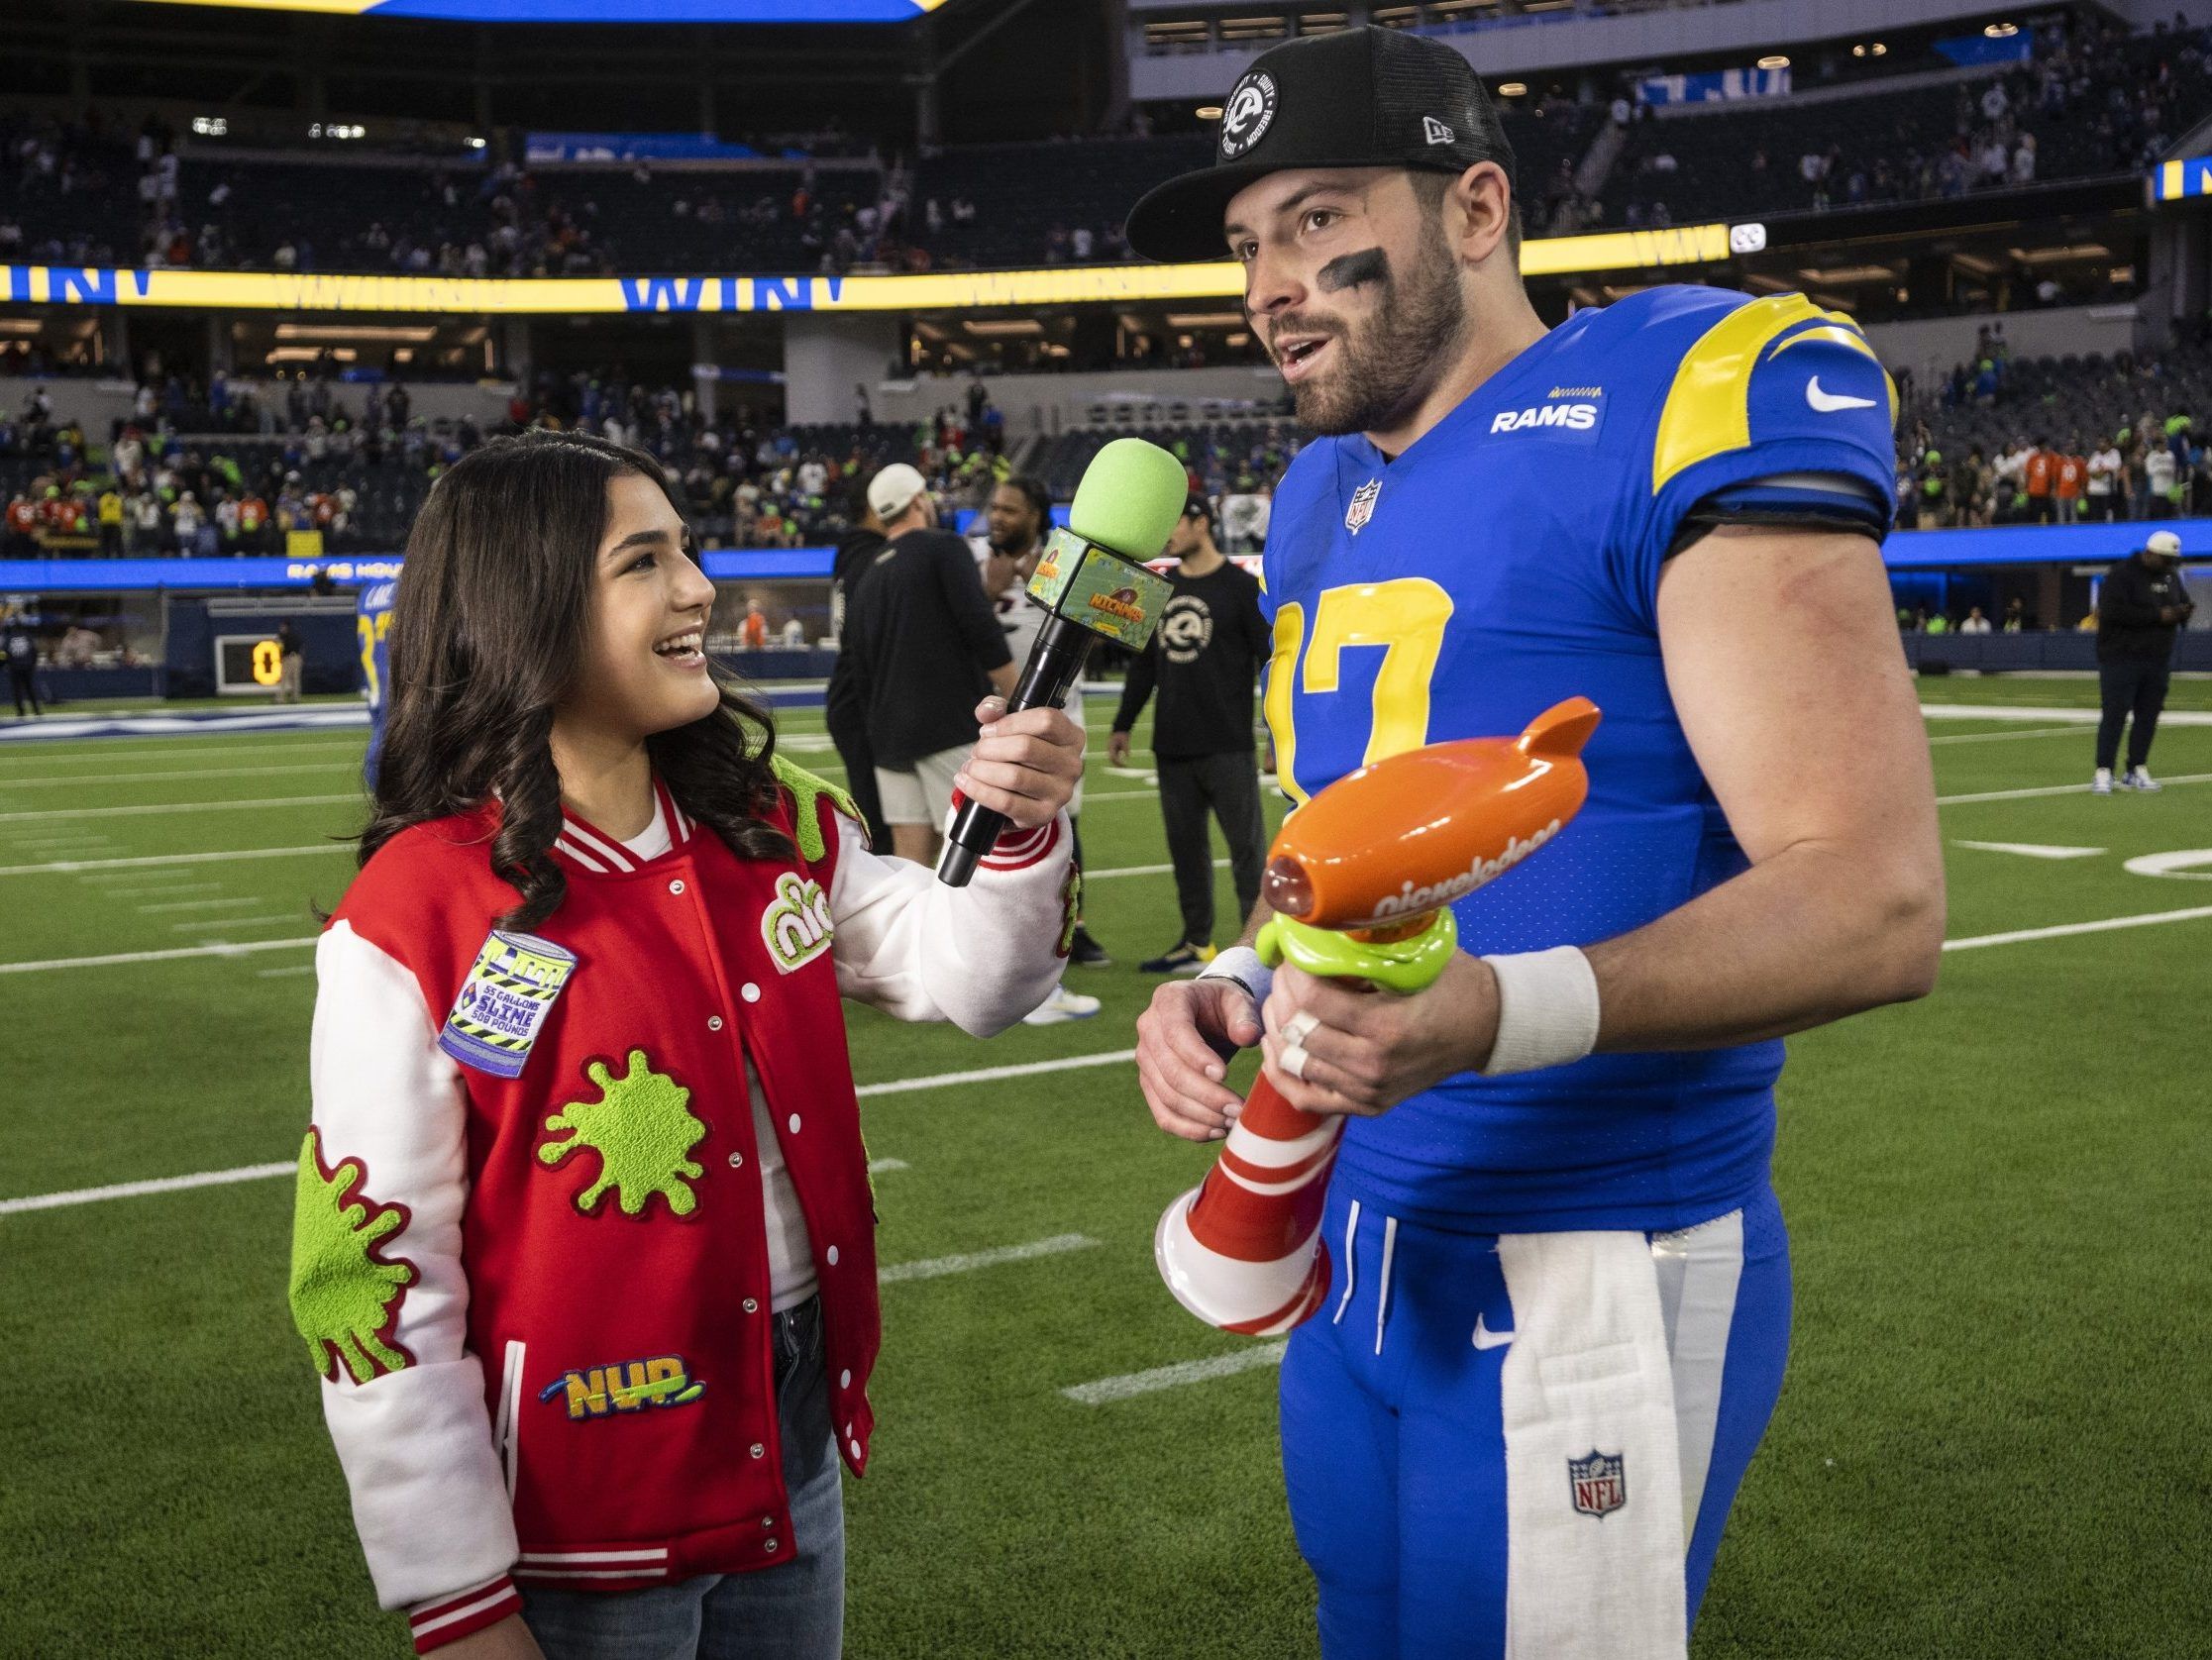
[2147,450,2178,495]
[2088,448,2121,494]
[623,795,818,1311]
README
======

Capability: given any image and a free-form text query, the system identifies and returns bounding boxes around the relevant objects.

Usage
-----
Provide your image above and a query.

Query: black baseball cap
[1124,27,1517,265]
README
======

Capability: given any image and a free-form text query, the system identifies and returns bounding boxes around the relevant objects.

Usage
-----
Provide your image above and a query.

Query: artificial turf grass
[4,682,2209,1658]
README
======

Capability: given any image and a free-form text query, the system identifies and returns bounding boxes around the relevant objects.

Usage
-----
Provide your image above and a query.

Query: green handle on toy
[1254,910,1459,995]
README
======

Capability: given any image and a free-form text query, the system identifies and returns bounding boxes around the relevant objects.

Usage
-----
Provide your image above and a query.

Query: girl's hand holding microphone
[952,696,1085,827]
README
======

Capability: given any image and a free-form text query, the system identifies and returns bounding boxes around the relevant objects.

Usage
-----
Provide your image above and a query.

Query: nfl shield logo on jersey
[1568,1450,1627,1519]
[1344,477,1381,535]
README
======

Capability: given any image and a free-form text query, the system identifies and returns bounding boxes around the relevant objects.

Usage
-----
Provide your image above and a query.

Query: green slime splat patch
[771,752,863,863]
[289,1129,417,1385]
[540,1049,707,1217]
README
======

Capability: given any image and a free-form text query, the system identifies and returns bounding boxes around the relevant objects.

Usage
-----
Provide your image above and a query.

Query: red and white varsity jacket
[290,769,1073,1653]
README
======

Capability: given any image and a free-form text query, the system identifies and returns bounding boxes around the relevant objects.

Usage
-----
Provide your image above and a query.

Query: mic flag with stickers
[1153,698,1602,1335]
[935,437,1187,887]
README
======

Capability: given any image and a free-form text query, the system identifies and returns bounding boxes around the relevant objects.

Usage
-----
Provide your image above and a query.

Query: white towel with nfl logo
[1498,1229,1687,1660]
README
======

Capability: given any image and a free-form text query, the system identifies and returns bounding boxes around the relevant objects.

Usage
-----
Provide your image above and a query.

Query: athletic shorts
[1280,1179,1792,1660]
[875,745,969,828]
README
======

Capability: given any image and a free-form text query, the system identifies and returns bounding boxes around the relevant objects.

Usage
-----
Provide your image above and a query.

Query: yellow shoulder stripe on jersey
[1767,311,1899,425]
[1650,294,1890,495]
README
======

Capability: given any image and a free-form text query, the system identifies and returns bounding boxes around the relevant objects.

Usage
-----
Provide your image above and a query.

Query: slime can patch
[439,930,578,1079]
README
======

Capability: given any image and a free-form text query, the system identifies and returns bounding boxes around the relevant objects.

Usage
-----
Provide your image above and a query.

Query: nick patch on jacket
[439,929,578,1079]
[540,1353,707,1420]
[762,872,834,973]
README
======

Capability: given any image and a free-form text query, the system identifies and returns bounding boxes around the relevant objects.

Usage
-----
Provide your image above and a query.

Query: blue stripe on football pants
[1278,1180,1791,1659]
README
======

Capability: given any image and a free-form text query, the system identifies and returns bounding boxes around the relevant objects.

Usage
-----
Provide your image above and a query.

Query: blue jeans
[520,1297,845,1660]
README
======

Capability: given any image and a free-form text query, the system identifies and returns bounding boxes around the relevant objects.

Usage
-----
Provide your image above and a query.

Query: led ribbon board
[119,0,949,20]
[3,225,1733,316]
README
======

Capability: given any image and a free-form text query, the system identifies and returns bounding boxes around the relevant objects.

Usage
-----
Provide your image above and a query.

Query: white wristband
[1197,946,1274,1012]
[1478,946,1601,1076]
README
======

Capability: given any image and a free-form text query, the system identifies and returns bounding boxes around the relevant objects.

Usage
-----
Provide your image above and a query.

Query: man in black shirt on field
[4,605,41,719]
[841,463,1016,864]
[2093,528,2195,793]
[1109,496,1271,973]
[825,477,892,849]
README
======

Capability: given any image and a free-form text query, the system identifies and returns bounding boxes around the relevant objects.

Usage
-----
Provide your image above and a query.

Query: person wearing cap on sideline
[1109,494,1272,975]
[839,463,1017,866]
[2093,527,2194,793]
[1122,27,1943,1659]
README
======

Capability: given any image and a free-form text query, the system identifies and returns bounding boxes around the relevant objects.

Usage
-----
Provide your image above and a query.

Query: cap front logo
[1422,115,1456,147]
[1219,71,1278,159]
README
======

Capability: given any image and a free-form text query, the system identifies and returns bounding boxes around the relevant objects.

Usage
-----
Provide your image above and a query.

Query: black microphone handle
[936,615,1098,887]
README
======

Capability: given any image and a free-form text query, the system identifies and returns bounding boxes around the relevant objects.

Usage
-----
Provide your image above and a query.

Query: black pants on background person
[2096,657,2170,773]
[1160,751,1266,947]
[825,702,890,853]
[7,666,39,718]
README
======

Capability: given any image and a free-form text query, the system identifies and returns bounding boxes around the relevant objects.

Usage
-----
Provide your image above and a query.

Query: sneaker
[1065,926,1111,969]
[1022,984,1101,1025]
[2121,767,2163,792]
[1140,941,1218,975]
[2092,768,2114,795]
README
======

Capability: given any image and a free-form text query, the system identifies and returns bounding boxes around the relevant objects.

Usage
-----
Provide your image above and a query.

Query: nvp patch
[539,1354,705,1420]
[439,930,577,1078]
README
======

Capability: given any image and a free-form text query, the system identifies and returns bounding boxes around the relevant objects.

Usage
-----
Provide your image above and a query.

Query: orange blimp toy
[1153,697,1601,1335]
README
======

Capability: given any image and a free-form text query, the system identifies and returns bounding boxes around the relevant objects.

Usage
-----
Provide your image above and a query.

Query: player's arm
[1106,639,1159,766]
[938,535,1017,695]
[1579,523,1944,1046]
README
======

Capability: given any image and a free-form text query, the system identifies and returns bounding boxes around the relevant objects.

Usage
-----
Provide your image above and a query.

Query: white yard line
[0,762,357,790]
[1939,771,2212,805]
[170,915,302,933]
[0,1163,297,1216]
[854,1049,1134,1098]
[0,740,366,770]
[1920,702,2212,726]
[1926,726,2089,746]
[0,844,349,879]
[1942,904,2212,952]
[0,793,361,825]
[878,1234,1099,1285]
[257,965,317,979]
[140,896,264,913]
[0,937,314,975]
[1062,1342,1289,1405]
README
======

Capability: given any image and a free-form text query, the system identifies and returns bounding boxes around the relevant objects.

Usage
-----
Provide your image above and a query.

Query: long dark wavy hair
[360,430,792,930]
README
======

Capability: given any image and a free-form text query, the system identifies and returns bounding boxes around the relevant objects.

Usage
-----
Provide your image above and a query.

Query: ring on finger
[1281,1010,1320,1048]
[1280,1042,1311,1082]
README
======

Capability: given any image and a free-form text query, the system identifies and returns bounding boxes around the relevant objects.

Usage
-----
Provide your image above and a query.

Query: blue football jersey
[358,579,396,790]
[1258,285,1897,1233]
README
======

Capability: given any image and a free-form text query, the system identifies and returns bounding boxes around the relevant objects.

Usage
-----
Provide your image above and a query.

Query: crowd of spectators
[1896,322,2212,530]
[1610,13,2212,229]
[0,364,1021,563]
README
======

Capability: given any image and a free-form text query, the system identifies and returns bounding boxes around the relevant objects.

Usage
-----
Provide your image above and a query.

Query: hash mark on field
[141,897,263,913]
[1061,1343,1289,1404]
[1952,841,2106,860]
[879,1234,1099,1285]
[257,965,317,979]
[171,915,301,933]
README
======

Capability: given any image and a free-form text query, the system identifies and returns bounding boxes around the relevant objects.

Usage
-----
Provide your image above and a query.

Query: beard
[1281,235,1470,438]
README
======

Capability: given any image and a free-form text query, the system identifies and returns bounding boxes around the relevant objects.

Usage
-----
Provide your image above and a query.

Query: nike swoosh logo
[1806,376,1877,413]
[1473,1315,1515,1351]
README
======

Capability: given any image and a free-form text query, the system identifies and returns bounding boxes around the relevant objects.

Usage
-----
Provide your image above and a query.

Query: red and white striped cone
[1153,1072,1342,1335]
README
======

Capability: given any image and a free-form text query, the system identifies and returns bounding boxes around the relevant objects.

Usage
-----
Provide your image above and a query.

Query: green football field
[2,677,2206,1659]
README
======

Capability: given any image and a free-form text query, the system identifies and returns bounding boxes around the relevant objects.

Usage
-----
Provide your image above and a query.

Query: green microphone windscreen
[1067,438,1190,562]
